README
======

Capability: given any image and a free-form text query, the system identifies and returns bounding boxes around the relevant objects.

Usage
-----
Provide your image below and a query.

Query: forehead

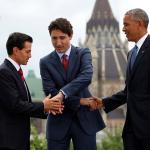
[22,41,32,49]
[51,29,69,37]
[123,15,136,22]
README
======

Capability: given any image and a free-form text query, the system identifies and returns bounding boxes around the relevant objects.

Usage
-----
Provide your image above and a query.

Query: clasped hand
[43,92,64,115]
[80,97,103,111]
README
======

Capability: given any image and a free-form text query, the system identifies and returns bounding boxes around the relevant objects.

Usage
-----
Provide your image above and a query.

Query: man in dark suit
[0,32,63,150]
[40,18,105,150]
[94,8,150,150]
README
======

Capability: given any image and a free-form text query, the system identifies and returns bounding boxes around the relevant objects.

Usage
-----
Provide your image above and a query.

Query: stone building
[83,0,128,129]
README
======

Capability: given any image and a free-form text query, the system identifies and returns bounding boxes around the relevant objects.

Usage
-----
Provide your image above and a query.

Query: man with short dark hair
[40,18,105,150]
[0,32,63,150]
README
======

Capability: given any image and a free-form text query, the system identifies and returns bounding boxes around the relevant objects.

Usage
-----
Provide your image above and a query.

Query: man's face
[14,41,32,65]
[122,15,141,42]
[51,29,72,53]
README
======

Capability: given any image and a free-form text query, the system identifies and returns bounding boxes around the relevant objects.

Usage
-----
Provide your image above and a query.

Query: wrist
[101,99,105,108]
[58,91,64,101]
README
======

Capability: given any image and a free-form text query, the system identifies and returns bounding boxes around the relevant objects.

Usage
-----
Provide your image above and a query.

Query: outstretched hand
[80,96,104,111]
[43,94,64,114]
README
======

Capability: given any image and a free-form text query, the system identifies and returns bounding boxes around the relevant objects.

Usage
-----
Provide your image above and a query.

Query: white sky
[0,0,150,77]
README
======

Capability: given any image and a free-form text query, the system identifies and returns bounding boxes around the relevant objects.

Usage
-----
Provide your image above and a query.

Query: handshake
[42,92,64,115]
[80,97,104,110]
[42,92,104,115]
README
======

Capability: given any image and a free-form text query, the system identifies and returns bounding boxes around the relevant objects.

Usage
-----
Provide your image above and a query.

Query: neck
[9,55,20,66]
[135,30,147,42]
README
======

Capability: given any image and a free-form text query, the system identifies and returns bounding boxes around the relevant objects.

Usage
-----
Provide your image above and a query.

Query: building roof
[25,70,44,101]
[85,0,128,80]
[87,0,119,33]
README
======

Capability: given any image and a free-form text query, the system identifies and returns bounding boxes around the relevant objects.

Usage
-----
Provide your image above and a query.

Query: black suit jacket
[40,46,105,140]
[103,35,150,139]
[0,59,46,150]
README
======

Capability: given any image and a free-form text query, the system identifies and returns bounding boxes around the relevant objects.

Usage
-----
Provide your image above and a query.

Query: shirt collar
[56,45,71,59]
[136,33,149,50]
[6,57,20,71]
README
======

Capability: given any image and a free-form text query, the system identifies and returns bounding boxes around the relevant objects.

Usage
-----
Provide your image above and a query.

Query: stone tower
[84,0,128,98]
[83,0,128,127]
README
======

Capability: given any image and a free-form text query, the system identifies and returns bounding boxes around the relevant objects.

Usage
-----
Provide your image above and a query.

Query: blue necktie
[130,45,138,69]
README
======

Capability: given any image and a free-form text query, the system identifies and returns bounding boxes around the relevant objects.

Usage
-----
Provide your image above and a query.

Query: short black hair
[48,18,73,37]
[6,32,33,56]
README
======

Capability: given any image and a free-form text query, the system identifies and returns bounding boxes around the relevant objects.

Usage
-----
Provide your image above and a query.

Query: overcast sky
[0,0,150,77]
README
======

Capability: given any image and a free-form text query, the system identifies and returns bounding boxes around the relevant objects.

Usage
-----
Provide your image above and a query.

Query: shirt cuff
[60,90,68,99]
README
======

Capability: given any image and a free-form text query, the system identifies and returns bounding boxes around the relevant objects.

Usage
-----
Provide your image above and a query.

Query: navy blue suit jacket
[103,35,150,139]
[40,45,105,140]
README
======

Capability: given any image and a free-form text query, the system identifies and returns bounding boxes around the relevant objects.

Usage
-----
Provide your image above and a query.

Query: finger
[51,110,57,115]
[47,94,51,99]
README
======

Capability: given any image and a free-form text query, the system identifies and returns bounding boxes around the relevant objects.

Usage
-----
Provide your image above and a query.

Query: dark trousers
[123,132,150,150]
[47,117,96,150]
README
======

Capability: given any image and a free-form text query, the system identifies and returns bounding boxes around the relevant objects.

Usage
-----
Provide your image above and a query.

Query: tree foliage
[97,129,123,150]
[30,126,123,150]
[30,126,47,150]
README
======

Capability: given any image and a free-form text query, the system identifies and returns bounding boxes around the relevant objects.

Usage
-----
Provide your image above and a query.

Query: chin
[126,37,131,41]
[22,62,27,65]
[58,50,65,53]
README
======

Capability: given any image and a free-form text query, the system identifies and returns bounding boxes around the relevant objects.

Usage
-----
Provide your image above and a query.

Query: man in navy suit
[0,32,63,150]
[93,8,150,150]
[40,18,105,150]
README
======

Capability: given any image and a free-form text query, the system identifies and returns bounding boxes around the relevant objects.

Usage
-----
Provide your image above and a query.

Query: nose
[29,52,31,58]
[122,26,125,32]
[56,39,62,46]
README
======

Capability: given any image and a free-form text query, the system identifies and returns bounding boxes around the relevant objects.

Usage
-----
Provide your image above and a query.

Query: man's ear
[12,47,19,55]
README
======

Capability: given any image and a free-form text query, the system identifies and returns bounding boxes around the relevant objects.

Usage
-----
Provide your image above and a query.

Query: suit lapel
[129,35,150,83]
[50,51,67,81]
[4,59,30,101]
[67,46,78,81]
[4,59,23,82]
[126,51,132,80]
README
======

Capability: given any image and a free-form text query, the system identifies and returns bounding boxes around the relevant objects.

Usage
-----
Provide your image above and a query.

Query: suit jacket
[40,45,105,140]
[103,35,150,139]
[0,59,46,150]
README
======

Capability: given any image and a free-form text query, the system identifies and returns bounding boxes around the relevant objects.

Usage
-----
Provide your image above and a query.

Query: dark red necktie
[62,54,69,71]
[18,67,25,81]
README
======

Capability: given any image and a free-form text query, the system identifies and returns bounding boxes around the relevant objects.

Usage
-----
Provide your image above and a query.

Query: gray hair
[125,8,149,28]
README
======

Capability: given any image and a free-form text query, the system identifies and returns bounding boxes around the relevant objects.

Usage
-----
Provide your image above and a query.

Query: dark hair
[6,32,33,56]
[48,18,73,37]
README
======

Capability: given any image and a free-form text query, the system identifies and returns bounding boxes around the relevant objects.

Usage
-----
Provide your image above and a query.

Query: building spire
[87,0,119,33]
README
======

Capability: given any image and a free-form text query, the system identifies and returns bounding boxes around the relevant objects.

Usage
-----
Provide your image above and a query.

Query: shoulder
[0,63,13,80]
[71,45,91,55]
[0,61,11,74]
[40,51,55,64]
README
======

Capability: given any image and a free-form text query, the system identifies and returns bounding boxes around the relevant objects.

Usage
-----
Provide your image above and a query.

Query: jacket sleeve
[40,58,81,111]
[61,48,93,97]
[103,86,127,113]
[0,69,47,119]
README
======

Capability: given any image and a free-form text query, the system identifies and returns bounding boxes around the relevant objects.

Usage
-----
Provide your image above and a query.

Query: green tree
[30,126,47,150]
[97,129,123,150]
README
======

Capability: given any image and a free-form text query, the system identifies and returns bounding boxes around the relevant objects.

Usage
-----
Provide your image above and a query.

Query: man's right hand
[80,97,104,110]
[43,94,64,113]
